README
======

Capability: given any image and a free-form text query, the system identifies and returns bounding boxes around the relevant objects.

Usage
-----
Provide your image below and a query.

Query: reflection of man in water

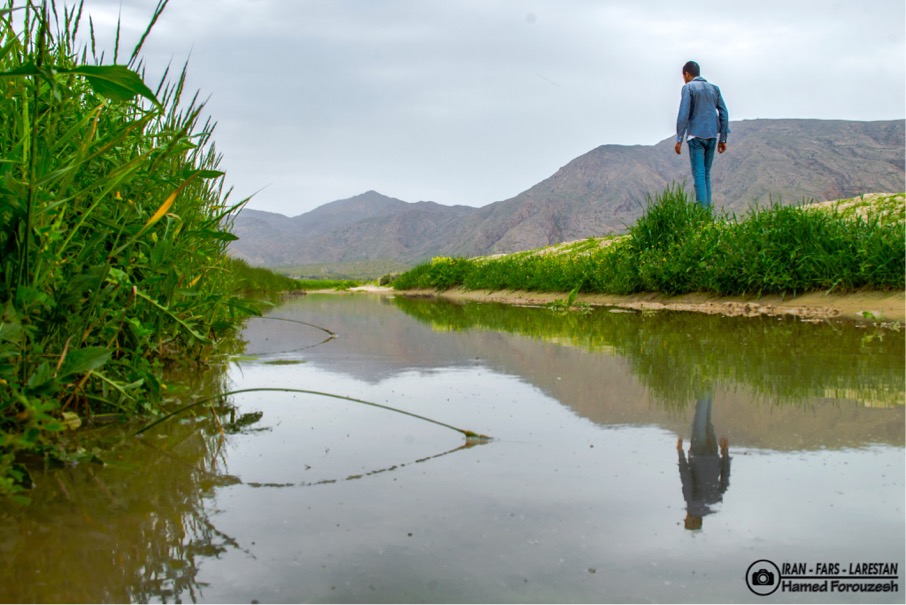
[677,391,731,530]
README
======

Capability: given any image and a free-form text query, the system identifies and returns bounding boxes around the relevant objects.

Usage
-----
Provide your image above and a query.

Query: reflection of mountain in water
[243,294,904,451]
[241,295,490,381]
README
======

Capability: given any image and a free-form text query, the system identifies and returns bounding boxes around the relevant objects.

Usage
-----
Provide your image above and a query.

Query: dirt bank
[350,285,905,324]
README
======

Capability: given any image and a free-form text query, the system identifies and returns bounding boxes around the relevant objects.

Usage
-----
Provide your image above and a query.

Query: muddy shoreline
[347,286,905,324]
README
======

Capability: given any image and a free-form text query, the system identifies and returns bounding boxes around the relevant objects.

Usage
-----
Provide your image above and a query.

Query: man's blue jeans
[687,137,717,208]
[690,392,717,457]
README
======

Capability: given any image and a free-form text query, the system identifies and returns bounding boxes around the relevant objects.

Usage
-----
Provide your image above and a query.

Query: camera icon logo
[752,569,775,586]
[746,560,781,596]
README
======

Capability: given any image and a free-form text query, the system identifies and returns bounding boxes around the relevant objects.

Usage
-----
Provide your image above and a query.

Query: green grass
[226,257,362,292]
[0,2,259,498]
[293,279,363,290]
[392,186,905,296]
[226,257,303,293]
[273,259,410,281]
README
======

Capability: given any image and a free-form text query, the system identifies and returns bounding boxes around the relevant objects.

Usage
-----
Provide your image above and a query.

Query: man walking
[675,61,729,208]
[676,390,731,531]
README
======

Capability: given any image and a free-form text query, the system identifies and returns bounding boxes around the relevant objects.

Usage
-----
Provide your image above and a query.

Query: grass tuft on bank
[294,278,363,290]
[225,257,363,292]
[392,187,905,296]
[226,257,303,293]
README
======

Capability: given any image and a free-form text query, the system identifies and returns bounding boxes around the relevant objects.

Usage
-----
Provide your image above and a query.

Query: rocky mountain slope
[229,119,904,268]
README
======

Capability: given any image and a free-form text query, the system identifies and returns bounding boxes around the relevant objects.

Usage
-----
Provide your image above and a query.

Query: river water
[1,293,903,603]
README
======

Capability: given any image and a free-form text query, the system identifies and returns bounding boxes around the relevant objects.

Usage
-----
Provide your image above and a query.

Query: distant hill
[230,191,477,267]
[229,119,905,271]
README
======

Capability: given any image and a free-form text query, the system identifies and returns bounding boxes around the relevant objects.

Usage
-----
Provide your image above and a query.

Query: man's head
[682,60,700,83]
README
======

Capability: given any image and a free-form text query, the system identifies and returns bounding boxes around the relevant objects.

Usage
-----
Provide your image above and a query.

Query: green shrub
[0,3,255,497]
[294,279,362,290]
[226,257,302,292]
[629,185,713,254]
[394,187,904,299]
[394,257,473,290]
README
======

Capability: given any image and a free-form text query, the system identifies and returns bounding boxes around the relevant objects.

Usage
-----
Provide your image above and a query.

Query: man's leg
[690,391,717,457]
[701,138,717,206]
[687,138,708,207]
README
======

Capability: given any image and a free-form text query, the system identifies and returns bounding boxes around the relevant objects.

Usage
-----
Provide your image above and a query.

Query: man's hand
[718,142,727,154]
[674,141,682,155]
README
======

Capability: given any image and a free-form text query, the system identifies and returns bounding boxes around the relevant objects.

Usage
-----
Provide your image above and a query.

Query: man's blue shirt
[676,77,729,143]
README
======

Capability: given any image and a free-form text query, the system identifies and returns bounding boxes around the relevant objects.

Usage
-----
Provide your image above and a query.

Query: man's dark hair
[682,61,700,77]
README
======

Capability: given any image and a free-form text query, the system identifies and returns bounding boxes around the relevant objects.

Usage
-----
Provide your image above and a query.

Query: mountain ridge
[229,118,905,270]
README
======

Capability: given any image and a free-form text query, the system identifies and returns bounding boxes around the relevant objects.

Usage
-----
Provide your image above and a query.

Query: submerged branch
[134,387,492,442]
[251,315,337,337]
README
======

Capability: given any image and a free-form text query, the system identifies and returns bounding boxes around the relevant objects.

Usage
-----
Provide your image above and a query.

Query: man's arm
[675,84,692,155]
[719,437,731,493]
[677,438,693,501]
[716,85,729,153]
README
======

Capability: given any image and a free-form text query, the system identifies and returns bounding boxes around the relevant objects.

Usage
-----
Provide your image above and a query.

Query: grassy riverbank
[227,257,363,293]
[0,4,271,498]
[393,188,905,298]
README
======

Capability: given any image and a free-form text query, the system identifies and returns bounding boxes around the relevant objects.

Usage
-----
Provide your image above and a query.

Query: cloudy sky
[82,0,904,216]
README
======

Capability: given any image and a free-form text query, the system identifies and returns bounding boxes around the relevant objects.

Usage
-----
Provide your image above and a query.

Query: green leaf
[10,463,34,490]
[0,63,40,78]
[72,65,161,107]
[0,321,23,344]
[61,412,82,431]
[58,347,112,379]
[194,228,238,242]
[26,363,55,390]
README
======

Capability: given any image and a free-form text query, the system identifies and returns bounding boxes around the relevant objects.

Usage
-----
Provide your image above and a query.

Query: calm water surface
[1,293,903,603]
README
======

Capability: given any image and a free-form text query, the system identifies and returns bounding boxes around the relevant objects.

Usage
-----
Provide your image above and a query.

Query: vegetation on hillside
[0,2,260,498]
[293,278,362,290]
[227,257,363,292]
[272,259,410,281]
[226,257,302,293]
[393,187,905,296]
